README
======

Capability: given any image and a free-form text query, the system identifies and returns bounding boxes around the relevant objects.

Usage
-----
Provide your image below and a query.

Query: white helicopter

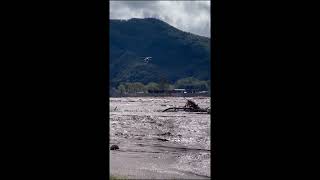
[142,57,152,63]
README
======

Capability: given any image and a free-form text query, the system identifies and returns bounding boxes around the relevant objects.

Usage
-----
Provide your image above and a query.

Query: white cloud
[110,1,211,37]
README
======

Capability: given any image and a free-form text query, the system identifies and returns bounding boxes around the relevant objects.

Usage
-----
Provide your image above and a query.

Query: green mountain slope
[110,18,210,87]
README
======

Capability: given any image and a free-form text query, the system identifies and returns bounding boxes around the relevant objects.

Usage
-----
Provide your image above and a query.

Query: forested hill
[110,18,210,87]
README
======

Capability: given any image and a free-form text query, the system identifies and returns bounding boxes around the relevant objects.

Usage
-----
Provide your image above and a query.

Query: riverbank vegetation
[110,77,210,96]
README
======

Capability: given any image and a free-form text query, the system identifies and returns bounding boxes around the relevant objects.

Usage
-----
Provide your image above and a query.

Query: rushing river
[109,97,211,179]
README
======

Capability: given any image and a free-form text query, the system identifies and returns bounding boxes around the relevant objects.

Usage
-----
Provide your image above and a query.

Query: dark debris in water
[110,145,119,150]
[114,132,123,136]
[158,132,172,136]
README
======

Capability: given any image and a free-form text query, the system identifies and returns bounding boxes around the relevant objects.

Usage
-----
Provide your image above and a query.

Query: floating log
[162,107,208,112]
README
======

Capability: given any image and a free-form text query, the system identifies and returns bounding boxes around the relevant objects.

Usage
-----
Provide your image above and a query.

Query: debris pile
[162,100,210,113]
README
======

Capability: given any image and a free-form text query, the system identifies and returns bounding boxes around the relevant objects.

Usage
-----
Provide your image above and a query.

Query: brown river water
[109,97,211,179]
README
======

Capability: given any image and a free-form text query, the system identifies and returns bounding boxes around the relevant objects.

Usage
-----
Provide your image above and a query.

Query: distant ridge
[110,18,210,86]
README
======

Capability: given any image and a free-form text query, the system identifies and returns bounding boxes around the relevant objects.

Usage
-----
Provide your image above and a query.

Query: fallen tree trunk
[162,99,210,113]
[162,107,208,113]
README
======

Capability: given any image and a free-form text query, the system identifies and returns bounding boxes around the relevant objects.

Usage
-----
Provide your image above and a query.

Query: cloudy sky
[110,1,211,37]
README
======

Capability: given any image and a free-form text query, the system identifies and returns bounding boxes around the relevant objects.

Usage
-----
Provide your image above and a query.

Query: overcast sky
[110,1,211,37]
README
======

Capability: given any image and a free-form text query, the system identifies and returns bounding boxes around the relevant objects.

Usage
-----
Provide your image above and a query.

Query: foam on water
[110,97,211,178]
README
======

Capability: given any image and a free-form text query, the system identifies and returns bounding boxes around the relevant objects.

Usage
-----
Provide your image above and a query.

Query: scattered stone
[110,145,119,150]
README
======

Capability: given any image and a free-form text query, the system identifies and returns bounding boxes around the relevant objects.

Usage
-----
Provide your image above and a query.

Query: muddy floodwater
[110,97,211,179]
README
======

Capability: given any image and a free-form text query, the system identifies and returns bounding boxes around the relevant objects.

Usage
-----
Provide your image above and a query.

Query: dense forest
[110,18,210,90]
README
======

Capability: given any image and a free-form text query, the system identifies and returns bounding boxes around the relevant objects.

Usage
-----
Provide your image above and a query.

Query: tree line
[114,77,210,95]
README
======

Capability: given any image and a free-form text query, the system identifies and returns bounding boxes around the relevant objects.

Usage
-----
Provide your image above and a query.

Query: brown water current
[110,97,211,179]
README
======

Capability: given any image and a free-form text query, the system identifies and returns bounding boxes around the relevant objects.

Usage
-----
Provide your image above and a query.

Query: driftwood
[162,100,210,113]
[184,100,200,109]
[162,107,208,112]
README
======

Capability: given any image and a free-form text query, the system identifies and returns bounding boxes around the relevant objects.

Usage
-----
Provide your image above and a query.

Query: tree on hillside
[119,82,146,94]
[117,84,126,95]
[158,77,170,91]
[174,77,209,91]
[145,82,160,93]
[132,82,145,93]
